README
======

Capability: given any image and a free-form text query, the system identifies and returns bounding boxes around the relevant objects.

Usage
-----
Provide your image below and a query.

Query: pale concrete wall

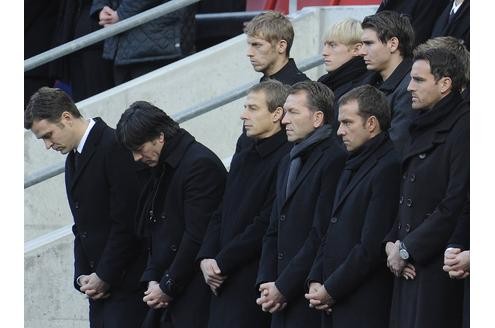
[24,6,377,327]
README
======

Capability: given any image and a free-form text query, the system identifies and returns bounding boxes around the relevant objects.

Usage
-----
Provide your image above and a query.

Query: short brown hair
[248,80,289,113]
[24,87,81,129]
[244,11,294,57]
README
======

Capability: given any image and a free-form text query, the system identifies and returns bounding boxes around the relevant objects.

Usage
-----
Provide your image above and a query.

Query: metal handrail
[24,0,201,72]
[24,55,323,189]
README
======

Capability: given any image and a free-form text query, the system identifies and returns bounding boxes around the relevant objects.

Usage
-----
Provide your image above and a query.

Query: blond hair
[325,18,363,47]
[244,11,294,56]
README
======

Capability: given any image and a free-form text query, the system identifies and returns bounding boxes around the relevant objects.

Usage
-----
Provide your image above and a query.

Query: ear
[60,111,73,126]
[158,132,165,144]
[272,106,284,122]
[350,43,362,56]
[439,77,453,94]
[277,40,288,55]
[366,115,379,133]
[312,111,325,128]
[387,36,399,53]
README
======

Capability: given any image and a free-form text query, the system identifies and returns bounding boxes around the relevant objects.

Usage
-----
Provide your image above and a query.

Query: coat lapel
[69,119,106,191]
[283,143,325,204]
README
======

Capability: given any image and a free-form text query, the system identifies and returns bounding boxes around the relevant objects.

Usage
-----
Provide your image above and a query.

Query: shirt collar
[76,118,95,154]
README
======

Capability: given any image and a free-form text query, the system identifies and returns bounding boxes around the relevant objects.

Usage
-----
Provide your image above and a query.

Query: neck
[380,55,403,81]
[265,56,289,77]
[73,117,90,149]
[454,0,463,6]
[257,124,282,140]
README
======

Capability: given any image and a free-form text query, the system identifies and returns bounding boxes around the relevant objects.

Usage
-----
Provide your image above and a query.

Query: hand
[305,283,334,314]
[443,248,470,279]
[99,6,119,27]
[79,273,110,300]
[256,282,287,313]
[200,259,227,293]
[143,282,172,309]
[401,263,416,280]
[386,240,406,277]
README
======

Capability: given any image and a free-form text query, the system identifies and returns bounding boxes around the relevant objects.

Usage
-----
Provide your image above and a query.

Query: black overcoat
[385,92,469,328]
[308,135,400,328]
[65,118,148,328]
[138,129,226,328]
[257,135,347,328]
[197,129,291,328]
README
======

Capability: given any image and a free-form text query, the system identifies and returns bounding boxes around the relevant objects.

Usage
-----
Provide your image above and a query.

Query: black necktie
[74,151,81,171]
[448,2,456,25]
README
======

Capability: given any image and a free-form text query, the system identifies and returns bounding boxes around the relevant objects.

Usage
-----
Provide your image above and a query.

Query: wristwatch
[399,241,410,260]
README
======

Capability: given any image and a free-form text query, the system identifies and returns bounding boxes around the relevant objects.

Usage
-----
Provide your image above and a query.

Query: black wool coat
[308,134,400,328]
[385,92,469,328]
[138,129,226,328]
[65,118,148,328]
[257,134,347,328]
[197,129,291,328]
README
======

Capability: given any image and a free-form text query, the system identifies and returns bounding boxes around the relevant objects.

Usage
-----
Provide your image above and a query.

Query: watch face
[399,248,409,260]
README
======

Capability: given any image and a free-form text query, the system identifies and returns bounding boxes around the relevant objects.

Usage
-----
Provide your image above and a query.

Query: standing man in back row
[25,87,148,328]
[245,10,309,85]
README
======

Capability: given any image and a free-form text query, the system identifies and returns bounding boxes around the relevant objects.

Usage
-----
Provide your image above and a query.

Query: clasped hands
[256,282,287,313]
[99,6,120,27]
[200,259,228,296]
[79,272,110,300]
[443,248,469,279]
[385,241,416,280]
[143,281,173,309]
[304,282,335,314]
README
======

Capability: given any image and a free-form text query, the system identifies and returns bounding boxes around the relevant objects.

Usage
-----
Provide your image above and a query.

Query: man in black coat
[359,10,415,157]
[384,46,469,328]
[305,85,400,328]
[197,81,291,328]
[256,81,347,328]
[25,87,148,328]
[244,11,309,85]
[116,101,227,328]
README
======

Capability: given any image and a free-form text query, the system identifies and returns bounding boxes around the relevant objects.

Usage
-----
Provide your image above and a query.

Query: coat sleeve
[89,0,110,18]
[447,199,470,250]
[306,235,325,286]
[196,207,222,262]
[324,161,400,301]
[214,176,276,276]
[159,157,226,298]
[94,143,143,286]
[72,224,91,291]
[256,204,280,288]
[403,117,470,264]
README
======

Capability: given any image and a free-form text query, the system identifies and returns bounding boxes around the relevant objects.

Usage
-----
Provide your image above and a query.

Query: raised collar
[253,128,288,158]
[157,129,195,169]
[367,58,413,94]
[261,58,309,85]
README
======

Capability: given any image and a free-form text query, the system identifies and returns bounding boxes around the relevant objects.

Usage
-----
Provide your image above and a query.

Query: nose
[322,45,329,57]
[246,45,254,57]
[43,139,53,150]
[132,152,143,162]
[337,123,345,137]
[281,114,289,125]
[358,46,366,57]
[407,79,414,92]
[240,107,249,121]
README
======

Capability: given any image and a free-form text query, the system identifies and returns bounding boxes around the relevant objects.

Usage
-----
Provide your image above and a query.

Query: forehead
[411,60,433,76]
[246,90,267,104]
[338,100,360,118]
[247,35,272,45]
[361,28,379,41]
[284,92,309,109]
[31,119,60,138]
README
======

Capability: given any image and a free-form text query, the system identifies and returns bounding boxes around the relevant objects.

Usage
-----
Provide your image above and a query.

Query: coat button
[75,202,79,209]
[405,224,411,232]
[402,174,407,180]
[170,244,177,252]
[330,217,338,224]
[160,214,166,220]
[81,232,88,239]
[399,196,404,204]
[278,252,284,260]
[89,261,95,268]
[398,223,402,230]
[425,212,431,218]
[410,174,416,182]
[406,199,413,207]
[419,153,427,159]
[280,215,286,222]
